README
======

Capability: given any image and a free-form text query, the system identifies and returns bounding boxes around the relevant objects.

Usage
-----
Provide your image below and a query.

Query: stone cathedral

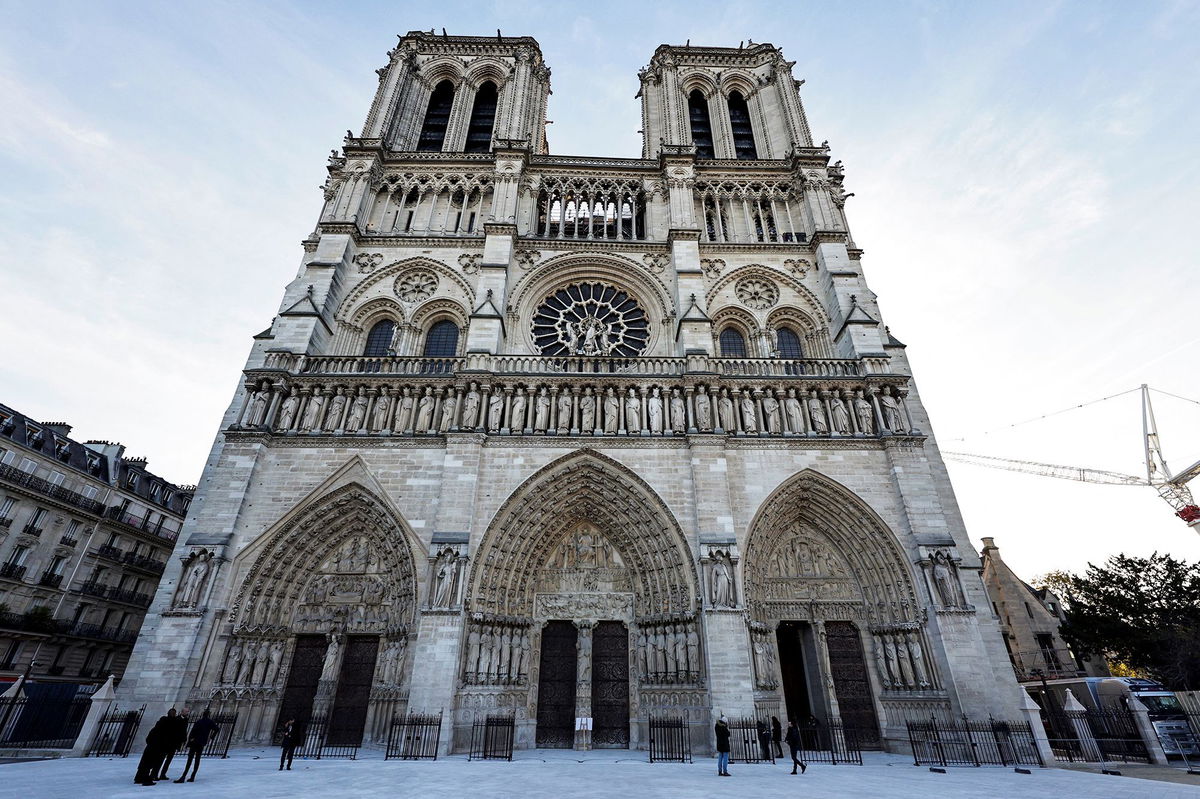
[122,32,1025,753]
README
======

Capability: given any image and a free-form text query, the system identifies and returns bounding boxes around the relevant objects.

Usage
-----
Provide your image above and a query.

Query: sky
[1,0,1198,581]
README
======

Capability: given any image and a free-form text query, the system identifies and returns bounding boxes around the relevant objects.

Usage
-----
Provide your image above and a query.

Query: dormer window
[26,424,44,449]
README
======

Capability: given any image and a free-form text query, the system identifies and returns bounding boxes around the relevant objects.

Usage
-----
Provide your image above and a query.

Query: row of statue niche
[249,380,910,437]
[220,638,285,686]
[636,621,701,684]
[376,637,409,685]
[463,622,530,685]
[873,630,931,690]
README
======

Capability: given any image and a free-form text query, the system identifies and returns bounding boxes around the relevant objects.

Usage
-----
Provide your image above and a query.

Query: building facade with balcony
[121,32,1025,752]
[980,537,1108,683]
[0,402,192,687]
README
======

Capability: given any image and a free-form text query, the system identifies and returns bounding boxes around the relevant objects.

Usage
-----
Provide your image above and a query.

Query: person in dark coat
[784,719,807,775]
[279,719,300,771]
[133,710,174,786]
[157,708,188,780]
[714,715,731,776]
[174,709,218,783]
[771,716,783,758]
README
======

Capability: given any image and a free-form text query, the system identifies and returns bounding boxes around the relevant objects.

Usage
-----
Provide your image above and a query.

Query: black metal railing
[38,571,64,588]
[177,711,237,758]
[727,717,775,764]
[0,694,91,749]
[95,544,124,562]
[0,462,105,514]
[795,720,863,765]
[0,562,28,581]
[0,517,12,529]
[102,505,178,542]
[77,580,109,598]
[385,711,442,760]
[122,552,166,574]
[469,713,515,761]
[907,717,1043,767]
[294,715,358,760]
[89,705,145,757]
[107,587,151,607]
[648,713,692,763]
[67,622,137,644]
[1041,707,1150,763]
[21,524,42,537]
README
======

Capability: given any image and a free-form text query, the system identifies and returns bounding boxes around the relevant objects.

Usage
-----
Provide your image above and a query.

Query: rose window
[531,282,649,357]
[394,269,438,303]
[735,277,779,310]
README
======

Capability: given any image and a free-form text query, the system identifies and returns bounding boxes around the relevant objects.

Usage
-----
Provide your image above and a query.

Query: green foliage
[1060,552,1200,690]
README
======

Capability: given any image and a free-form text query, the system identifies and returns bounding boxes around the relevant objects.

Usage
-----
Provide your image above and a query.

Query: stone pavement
[2,748,1199,799]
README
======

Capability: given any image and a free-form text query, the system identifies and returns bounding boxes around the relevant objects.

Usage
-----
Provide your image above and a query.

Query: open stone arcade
[120,31,1026,755]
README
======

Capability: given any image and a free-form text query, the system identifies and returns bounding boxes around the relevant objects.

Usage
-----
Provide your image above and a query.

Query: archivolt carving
[228,483,419,636]
[335,257,476,326]
[743,470,918,625]
[466,450,698,618]
[705,265,829,327]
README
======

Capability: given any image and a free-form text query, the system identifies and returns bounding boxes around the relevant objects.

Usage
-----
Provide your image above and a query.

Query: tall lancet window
[417,80,455,152]
[719,328,748,358]
[364,320,396,356]
[728,91,757,160]
[688,90,715,160]
[465,81,499,153]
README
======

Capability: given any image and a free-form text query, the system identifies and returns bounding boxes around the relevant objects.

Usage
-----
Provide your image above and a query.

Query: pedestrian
[771,715,783,759]
[133,710,173,786]
[756,718,772,761]
[174,708,219,783]
[784,719,808,775]
[158,707,188,780]
[279,718,300,771]
[714,715,731,776]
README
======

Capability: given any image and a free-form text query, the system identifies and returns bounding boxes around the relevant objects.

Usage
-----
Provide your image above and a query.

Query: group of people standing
[133,708,219,786]
[713,715,809,777]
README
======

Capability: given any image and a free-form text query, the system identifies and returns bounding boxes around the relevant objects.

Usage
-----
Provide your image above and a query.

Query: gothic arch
[742,470,918,626]
[228,479,421,636]
[679,70,719,98]
[463,58,509,89]
[467,449,699,618]
[336,257,476,324]
[419,57,467,89]
[706,264,830,327]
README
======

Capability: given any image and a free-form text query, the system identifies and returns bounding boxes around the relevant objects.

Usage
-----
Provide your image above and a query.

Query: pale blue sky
[2,0,1198,578]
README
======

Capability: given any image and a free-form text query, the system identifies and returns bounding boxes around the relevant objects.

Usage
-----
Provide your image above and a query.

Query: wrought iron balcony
[38,571,64,588]
[21,524,43,537]
[122,552,166,574]
[1010,648,1086,681]
[0,562,27,581]
[107,587,151,607]
[95,544,125,562]
[0,517,12,529]
[77,580,109,598]
[102,505,178,543]
[0,462,105,514]
[68,622,138,644]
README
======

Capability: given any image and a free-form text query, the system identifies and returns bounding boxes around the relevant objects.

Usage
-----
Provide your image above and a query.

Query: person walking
[784,719,807,775]
[133,710,174,786]
[279,719,300,771]
[757,718,772,761]
[771,715,784,759]
[174,709,218,783]
[157,708,188,780]
[714,715,731,776]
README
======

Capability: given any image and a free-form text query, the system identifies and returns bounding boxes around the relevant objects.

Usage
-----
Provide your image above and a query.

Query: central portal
[535,620,578,748]
[591,621,630,748]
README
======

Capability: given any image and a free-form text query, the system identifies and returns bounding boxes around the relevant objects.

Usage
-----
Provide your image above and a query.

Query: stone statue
[908,633,930,688]
[415,387,434,432]
[784,388,804,432]
[439,391,457,431]
[556,390,572,431]
[854,390,874,434]
[461,383,480,429]
[236,647,254,684]
[534,387,550,432]
[247,386,269,427]
[695,385,712,431]
[580,388,597,432]
[897,638,916,687]
[931,553,963,607]
[487,391,503,431]
[252,642,269,684]
[686,626,699,677]
[874,637,892,688]
[266,641,285,685]
[717,388,736,432]
[301,392,324,432]
[371,392,392,431]
[624,388,641,432]
[647,387,663,433]
[762,390,781,434]
[346,387,368,431]
[578,631,592,683]
[278,391,300,430]
[175,550,211,608]
[880,386,904,431]
[325,388,347,431]
[388,324,404,355]
[709,553,733,607]
[320,631,343,682]
[830,394,851,434]
[807,390,828,434]
[433,551,457,607]
[884,637,900,686]
[221,641,241,683]
[669,388,686,433]
[673,625,687,679]
[466,626,481,680]
[603,388,619,433]
[399,388,416,432]
[511,390,527,431]
[740,392,757,433]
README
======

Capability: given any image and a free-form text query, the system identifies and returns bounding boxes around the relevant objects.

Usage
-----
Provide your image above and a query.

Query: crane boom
[941,451,1148,486]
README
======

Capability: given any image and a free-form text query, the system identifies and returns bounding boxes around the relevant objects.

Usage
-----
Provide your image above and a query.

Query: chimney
[43,422,72,437]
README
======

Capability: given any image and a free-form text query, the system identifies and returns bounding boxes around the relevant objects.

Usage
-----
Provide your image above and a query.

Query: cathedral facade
[121,32,1025,753]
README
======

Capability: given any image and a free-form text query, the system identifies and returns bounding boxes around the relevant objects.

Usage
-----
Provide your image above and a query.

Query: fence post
[1126,695,1169,765]
[1063,690,1102,761]
[70,675,117,757]
[1020,692,1053,766]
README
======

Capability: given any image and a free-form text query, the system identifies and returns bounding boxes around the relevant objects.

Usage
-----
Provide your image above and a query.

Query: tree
[1059,553,1200,690]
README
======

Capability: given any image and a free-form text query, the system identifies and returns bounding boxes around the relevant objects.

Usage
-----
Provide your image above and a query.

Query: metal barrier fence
[89,705,145,757]
[727,717,774,764]
[385,711,442,760]
[796,720,863,765]
[177,711,238,758]
[1042,708,1150,764]
[0,694,91,749]
[907,717,1043,767]
[469,713,515,761]
[295,715,359,760]
[648,714,692,763]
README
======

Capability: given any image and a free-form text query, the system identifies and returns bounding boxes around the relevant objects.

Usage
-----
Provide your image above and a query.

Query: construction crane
[943,385,1200,531]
